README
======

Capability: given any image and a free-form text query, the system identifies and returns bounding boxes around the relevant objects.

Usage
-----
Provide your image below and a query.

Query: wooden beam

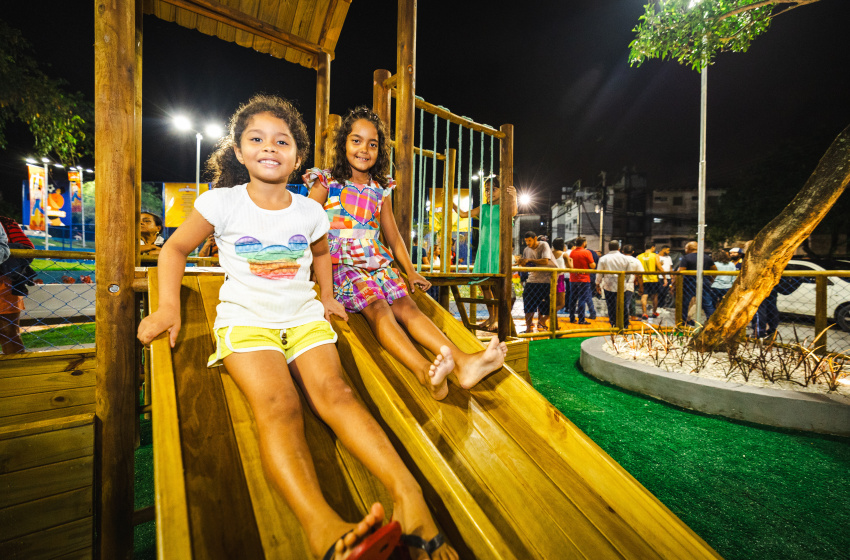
[373,69,392,129]
[498,124,514,341]
[94,1,138,557]
[158,0,323,57]
[314,51,330,169]
[317,0,340,48]
[394,0,416,250]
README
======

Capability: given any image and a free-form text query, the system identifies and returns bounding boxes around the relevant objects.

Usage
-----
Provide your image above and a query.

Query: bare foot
[314,502,385,560]
[393,492,459,560]
[427,346,454,400]
[454,336,508,390]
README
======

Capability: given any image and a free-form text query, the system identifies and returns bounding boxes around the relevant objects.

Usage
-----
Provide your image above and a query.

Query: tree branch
[716,0,821,23]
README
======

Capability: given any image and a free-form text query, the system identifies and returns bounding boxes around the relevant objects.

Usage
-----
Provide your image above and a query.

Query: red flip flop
[325,520,401,560]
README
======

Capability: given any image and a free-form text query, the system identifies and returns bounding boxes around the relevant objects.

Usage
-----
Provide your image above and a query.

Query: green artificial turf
[132,337,850,559]
[134,419,156,560]
[530,337,850,560]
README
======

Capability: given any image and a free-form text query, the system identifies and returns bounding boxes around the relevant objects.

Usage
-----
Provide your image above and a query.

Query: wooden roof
[143,0,351,69]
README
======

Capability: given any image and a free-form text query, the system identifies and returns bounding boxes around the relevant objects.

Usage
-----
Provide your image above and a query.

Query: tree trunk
[695,123,850,350]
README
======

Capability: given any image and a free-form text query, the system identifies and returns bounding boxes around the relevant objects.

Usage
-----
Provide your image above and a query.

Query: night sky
[1,0,849,215]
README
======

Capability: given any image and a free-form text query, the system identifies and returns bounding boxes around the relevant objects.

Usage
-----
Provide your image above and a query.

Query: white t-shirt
[596,251,644,292]
[660,255,673,279]
[194,185,330,331]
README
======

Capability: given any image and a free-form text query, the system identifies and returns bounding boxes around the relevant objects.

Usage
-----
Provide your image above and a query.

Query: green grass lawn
[21,323,95,349]
[31,259,95,271]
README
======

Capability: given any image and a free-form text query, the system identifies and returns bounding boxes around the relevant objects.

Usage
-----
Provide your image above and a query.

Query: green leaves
[0,19,93,165]
[629,0,820,71]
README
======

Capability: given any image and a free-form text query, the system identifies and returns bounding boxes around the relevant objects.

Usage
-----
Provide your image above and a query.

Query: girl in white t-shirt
[138,95,454,560]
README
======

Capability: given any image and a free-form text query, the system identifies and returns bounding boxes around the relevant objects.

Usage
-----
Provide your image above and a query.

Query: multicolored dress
[304,168,410,312]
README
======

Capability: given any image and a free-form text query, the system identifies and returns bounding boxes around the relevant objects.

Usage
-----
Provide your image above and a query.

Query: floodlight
[173,115,193,131]
[204,123,223,139]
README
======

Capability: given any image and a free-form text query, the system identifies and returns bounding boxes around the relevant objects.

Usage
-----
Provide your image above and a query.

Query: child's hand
[409,271,431,292]
[322,296,348,322]
[138,307,182,348]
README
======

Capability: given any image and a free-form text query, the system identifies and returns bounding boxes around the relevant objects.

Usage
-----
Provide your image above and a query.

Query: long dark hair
[205,94,310,188]
[330,106,392,187]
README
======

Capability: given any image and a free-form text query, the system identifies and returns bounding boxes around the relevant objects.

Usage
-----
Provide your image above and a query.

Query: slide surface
[150,271,722,559]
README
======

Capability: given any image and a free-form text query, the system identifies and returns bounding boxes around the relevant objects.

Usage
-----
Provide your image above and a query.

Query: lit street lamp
[174,116,223,198]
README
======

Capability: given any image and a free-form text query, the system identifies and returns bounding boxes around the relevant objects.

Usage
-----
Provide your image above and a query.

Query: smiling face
[233,112,301,187]
[345,119,379,183]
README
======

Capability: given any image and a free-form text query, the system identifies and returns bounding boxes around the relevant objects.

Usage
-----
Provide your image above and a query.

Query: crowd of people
[512,234,783,337]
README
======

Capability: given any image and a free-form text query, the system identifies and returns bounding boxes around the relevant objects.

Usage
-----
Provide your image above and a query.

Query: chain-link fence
[445,262,850,353]
[0,250,96,353]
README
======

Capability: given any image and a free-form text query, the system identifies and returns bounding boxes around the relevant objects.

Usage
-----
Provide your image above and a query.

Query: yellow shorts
[208,321,337,367]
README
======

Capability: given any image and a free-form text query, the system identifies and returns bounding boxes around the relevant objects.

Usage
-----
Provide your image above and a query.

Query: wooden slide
[149,271,722,559]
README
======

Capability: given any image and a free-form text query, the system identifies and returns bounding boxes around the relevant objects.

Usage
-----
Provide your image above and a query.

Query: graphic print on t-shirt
[339,184,379,225]
[236,235,309,279]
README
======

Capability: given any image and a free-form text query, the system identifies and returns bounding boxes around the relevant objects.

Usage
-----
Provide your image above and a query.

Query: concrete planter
[580,337,850,437]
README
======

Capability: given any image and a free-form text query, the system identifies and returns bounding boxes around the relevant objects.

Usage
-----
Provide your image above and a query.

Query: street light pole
[42,158,50,251]
[195,132,202,199]
[694,58,708,325]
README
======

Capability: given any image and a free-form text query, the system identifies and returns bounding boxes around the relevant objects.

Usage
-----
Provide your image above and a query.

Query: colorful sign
[164,183,210,227]
[47,178,71,227]
[27,164,47,231]
[68,170,83,213]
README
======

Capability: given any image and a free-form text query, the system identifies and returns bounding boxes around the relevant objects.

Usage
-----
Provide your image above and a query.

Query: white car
[776,259,850,331]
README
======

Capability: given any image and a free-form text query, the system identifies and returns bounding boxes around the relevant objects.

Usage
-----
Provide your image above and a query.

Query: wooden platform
[150,271,722,559]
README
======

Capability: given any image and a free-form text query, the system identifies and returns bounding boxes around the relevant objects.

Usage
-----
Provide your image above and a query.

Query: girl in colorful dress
[138,95,454,560]
[306,107,507,403]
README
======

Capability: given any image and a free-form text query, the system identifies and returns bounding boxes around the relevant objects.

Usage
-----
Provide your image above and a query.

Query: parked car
[776,259,850,331]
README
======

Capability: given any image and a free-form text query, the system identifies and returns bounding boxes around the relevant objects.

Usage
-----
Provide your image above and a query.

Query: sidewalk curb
[580,337,850,437]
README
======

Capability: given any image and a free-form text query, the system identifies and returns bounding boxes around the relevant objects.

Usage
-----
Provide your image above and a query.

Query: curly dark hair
[330,106,392,187]
[205,94,310,189]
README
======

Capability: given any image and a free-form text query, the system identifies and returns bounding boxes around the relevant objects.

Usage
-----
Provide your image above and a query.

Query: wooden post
[470,285,478,331]
[325,114,341,171]
[134,2,143,268]
[394,0,416,249]
[549,270,557,339]
[314,51,330,169]
[438,285,450,310]
[675,274,683,326]
[498,124,514,341]
[373,69,392,128]
[815,275,828,355]
[617,273,625,330]
[95,0,138,558]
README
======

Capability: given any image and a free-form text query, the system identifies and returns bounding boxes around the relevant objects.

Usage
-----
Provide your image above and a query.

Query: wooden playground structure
[0,1,722,558]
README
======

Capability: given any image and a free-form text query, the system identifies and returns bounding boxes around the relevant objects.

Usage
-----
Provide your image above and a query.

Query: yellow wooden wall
[0,350,96,428]
[0,413,94,559]
[0,350,97,558]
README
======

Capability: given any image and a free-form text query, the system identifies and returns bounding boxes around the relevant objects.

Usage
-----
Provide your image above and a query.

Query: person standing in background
[658,245,673,308]
[568,237,595,325]
[636,243,664,319]
[595,241,643,329]
[0,218,29,354]
[711,249,736,306]
[551,238,571,331]
[519,232,557,332]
